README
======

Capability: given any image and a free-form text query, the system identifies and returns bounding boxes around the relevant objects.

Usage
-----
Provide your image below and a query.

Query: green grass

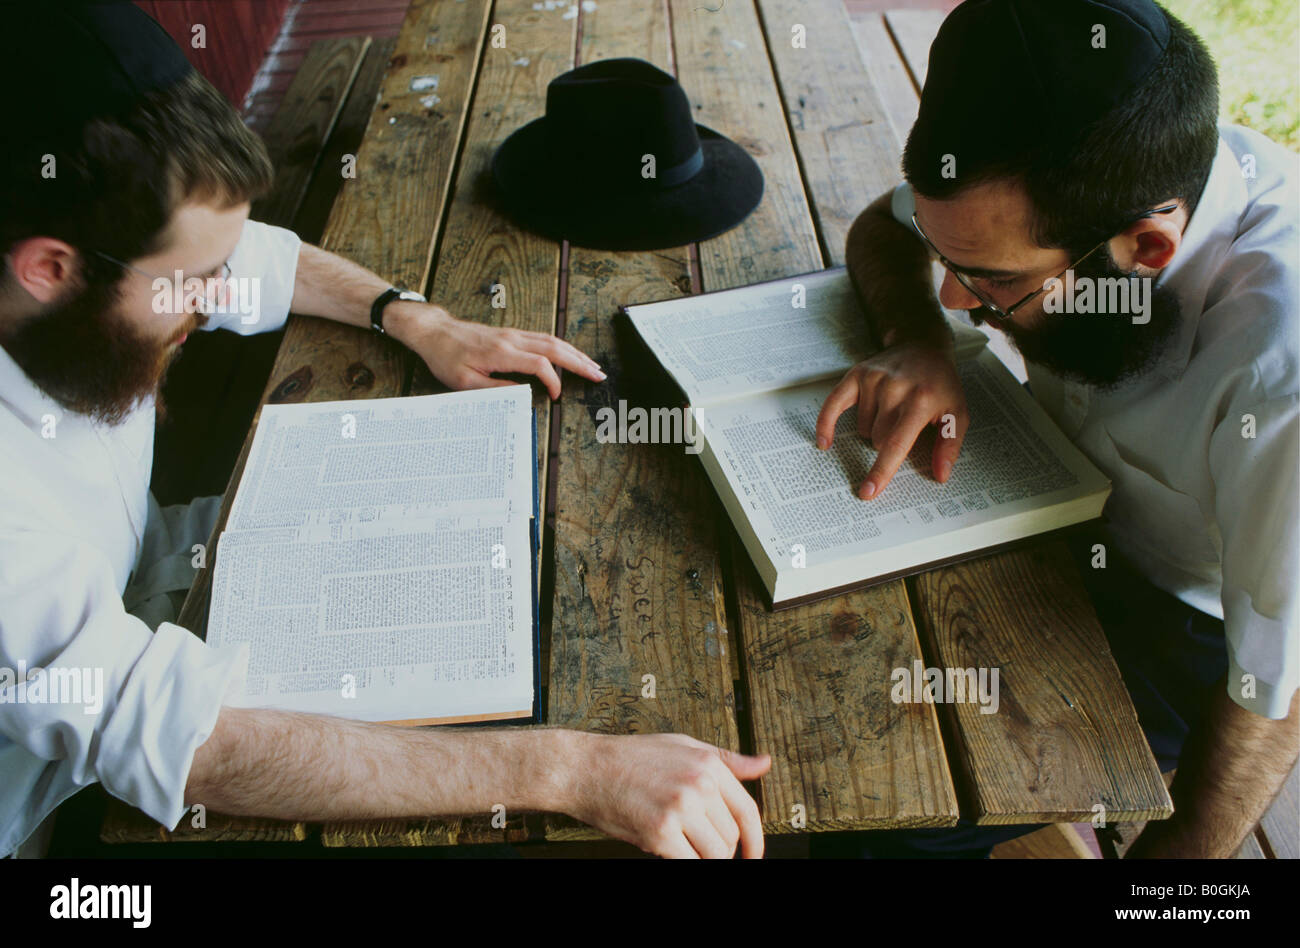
[1160,0,1299,150]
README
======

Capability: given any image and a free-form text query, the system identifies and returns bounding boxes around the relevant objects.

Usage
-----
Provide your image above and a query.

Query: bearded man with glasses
[814,0,1298,859]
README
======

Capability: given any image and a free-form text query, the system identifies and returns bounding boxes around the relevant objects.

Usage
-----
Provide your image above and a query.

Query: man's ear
[6,237,82,304]
[1111,208,1184,273]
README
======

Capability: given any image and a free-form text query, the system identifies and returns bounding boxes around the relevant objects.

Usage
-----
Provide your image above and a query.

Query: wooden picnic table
[102,0,1171,849]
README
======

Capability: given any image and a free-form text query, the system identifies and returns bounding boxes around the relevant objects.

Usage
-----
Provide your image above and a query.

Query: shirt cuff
[1222,588,1298,719]
[95,622,250,830]
[201,219,302,336]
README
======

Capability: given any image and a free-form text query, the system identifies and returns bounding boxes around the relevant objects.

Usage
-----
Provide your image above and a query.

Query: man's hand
[815,341,968,500]
[287,244,606,399]
[387,302,604,400]
[566,732,771,858]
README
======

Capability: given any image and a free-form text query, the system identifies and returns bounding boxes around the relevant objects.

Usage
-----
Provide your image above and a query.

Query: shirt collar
[1149,132,1248,380]
[0,339,67,430]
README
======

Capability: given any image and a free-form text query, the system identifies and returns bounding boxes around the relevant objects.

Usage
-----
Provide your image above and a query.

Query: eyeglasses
[90,249,232,316]
[909,204,1179,325]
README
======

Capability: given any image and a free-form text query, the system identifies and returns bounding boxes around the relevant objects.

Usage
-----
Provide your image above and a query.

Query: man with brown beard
[0,3,769,859]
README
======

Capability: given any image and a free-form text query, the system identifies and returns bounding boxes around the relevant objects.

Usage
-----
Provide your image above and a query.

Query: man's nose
[938,270,982,311]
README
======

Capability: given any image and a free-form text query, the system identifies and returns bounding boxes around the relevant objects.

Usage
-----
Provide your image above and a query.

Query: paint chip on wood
[410,75,439,92]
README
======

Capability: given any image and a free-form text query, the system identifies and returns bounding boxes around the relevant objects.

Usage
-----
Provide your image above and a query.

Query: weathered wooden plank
[1259,762,1298,859]
[253,37,372,229]
[541,0,742,844]
[883,8,944,91]
[910,542,1173,824]
[671,0,959,835]
[849,14,920,146]
[324,0,578,848]
[295,38,400,245]
[756,0,899,262]
[103,0,491,846]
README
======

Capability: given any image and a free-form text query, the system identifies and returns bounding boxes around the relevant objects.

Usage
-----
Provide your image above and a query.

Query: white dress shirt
[0,219,301,855]
[892,123,1299,719]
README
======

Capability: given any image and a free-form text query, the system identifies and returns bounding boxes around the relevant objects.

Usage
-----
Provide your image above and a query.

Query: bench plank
[253,37,372,229]
[849,14,921,146]
[882,9,943,91]
[295,38,401,246]
[911,543,1173,823]
[672,0,959,834]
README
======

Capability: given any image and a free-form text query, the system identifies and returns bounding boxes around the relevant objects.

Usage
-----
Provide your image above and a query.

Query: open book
[205,384,539,725]
[623,267,1111,609]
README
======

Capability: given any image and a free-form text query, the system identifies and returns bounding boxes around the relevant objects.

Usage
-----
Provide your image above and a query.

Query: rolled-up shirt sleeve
[0,530,248,855]
[1210,392,1300,719]
[200,218,302,336]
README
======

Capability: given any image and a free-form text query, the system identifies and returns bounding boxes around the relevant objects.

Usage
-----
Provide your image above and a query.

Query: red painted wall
[134,0,292,107]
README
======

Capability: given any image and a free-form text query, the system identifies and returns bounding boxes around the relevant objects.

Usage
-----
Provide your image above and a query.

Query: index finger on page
[860,407,931,500]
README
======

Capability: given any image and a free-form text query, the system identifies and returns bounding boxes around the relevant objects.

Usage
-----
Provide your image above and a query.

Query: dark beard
[973,249,1183,391]
[0,277,201,426]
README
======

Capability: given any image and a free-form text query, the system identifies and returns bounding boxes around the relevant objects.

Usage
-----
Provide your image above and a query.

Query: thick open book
[623,267,1111,609]
[205,384,539,725]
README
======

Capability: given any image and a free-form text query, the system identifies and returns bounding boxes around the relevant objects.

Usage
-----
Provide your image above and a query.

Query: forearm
[184,706,587,822]
[288,243,438,343]
[1133,679,1299,857]
[846,191,951,352]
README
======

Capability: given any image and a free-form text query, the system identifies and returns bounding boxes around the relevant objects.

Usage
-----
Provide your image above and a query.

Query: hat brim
[491,118,764,251]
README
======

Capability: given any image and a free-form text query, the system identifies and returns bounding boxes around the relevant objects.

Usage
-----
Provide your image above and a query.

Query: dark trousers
[810,532,1229,858]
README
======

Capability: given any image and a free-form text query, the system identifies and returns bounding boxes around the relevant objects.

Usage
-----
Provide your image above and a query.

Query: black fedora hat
[492,58,763,251]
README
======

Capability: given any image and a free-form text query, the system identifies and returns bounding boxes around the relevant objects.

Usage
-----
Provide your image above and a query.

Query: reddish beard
[0,276,207,426]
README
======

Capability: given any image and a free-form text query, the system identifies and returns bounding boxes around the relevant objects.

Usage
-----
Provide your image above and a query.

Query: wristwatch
[369,287,427,335]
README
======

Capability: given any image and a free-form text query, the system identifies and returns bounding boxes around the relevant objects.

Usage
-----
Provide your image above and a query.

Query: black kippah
[3,1,195,142]
[911,0,1170,174]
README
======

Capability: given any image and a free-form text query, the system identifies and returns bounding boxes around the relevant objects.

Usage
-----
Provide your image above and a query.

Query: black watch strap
[369,287,403,335]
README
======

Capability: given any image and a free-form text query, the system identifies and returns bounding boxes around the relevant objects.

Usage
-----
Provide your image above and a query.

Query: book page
[208,384,537,723]
[695,349,1106,569]
[206,514,534,722]
[624,266,988,405]
[227,385,534,532]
